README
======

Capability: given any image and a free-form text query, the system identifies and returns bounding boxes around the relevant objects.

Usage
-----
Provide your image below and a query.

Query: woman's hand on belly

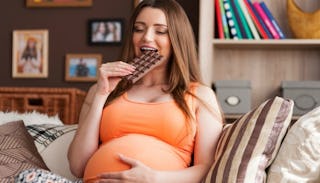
[96,154,157,183]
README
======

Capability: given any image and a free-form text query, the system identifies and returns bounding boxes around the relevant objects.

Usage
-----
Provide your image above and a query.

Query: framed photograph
[26,0,92,8]
[65,54,102,82]
[12,29,48,78]
[88,19,123,45]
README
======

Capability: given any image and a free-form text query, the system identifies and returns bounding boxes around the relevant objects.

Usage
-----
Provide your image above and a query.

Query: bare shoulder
[193,83,223,120]
[193,84,217,102]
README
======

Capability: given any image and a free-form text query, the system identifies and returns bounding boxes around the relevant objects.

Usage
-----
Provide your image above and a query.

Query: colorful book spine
[253,1,280,39]
[223,0,241,39]
[231,0,253,39]
[243,0,269,39]
[230,0,248,39]
[259,1,286,39]
[215,0,225,38]
[219,0,230,39]
[238,0,260,39]
[248,0,272,38]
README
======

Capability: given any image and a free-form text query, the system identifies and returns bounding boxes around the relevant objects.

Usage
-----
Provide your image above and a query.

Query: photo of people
[12,29,48,78]
[89,19,122,45]
[19,37,41,74]
[65,54,101,82]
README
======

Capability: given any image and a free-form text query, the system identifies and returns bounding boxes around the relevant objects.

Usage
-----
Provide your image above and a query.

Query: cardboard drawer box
[214,80,251,114]
[281,81,320,115]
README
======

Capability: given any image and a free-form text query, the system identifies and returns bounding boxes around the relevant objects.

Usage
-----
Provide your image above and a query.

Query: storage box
[0,87,87,124]
[214,80,251,114]
[281,81,320,115]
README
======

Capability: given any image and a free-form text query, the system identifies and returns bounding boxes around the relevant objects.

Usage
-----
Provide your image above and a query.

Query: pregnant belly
[83,134,186,181]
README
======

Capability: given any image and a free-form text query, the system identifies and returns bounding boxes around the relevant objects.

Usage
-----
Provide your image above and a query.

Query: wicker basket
[0,87,87,124]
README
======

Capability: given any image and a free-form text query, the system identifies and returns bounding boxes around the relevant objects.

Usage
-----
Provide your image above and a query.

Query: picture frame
[88,19,124,45]
[65,53,102,82]
[12,29,49,78]
[26,0,93,8]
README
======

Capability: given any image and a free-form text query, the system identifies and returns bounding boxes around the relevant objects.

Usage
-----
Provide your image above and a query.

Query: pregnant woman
[68,0,223,182]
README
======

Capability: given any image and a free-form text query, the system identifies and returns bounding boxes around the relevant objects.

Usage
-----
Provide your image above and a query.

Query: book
[259,1,286,39]
[223,0,241,39]
[230,0,249,39]
[238,0,260,39]
[243,0,269,39]
[248,0,272,38]
[215,0,225,38]
[219,0,231,39]
[253,1,280,39]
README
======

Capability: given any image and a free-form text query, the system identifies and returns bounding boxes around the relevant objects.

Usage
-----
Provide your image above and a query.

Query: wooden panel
[213,48,320,108]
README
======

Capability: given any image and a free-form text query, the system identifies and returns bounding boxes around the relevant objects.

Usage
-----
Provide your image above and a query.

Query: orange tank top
[83,84,198,182]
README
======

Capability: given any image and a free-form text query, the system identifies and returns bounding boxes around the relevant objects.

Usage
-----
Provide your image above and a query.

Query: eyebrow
[134,21,168,28]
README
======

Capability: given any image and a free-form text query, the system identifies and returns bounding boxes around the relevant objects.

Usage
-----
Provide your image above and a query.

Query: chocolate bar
[124,50,164,84]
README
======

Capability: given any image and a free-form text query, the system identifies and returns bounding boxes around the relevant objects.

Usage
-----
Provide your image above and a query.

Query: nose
[142,28,154,42]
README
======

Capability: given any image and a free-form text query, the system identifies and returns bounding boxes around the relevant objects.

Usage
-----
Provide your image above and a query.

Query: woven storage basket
[0,87,86,124]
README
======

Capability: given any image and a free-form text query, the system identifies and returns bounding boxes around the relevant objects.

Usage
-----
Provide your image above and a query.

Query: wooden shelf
[212,39,320,49]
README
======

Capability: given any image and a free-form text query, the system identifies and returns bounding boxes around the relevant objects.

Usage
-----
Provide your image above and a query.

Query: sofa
[1,97,320,183]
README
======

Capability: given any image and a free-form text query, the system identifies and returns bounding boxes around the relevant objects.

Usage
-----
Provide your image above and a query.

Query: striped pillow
[204,96,294,183]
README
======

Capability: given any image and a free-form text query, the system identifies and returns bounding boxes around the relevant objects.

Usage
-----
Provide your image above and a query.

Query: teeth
[140,47,157,52]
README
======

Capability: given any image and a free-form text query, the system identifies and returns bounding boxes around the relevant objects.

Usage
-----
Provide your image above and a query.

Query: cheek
[132,34,141,54]
[159,39,172,55]
[132,34,139,46]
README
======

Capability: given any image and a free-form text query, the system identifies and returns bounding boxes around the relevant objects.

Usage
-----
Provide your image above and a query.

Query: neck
[136,67,168,87]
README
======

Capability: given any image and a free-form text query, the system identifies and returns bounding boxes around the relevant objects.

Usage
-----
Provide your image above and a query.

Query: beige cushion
[204,96,294,183]
[26,124,78,181]
[267,106,320,183]
[0,121,48,182]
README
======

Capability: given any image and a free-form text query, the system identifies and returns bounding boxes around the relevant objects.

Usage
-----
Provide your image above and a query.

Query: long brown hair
[105,0,202,120]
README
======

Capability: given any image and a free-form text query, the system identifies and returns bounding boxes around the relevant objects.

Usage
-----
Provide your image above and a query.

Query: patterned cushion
[26,124,78,181]
[15,168,82,183]
[267,106,320,182]
[0,121,48,182]
[27,124,77,153]
[204,96,294,183]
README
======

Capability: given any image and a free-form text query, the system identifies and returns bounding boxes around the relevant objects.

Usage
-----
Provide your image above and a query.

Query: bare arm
[67,62,135,177]
[67,84,109,177]
[78,84,97,123]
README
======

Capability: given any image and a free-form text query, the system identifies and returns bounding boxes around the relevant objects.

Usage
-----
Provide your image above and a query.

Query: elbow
[68,156,85,178]
[68,148,85,178]
[70,166,84,178]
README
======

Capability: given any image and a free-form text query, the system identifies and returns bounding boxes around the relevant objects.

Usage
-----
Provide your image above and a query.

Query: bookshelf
[199,0,320,113]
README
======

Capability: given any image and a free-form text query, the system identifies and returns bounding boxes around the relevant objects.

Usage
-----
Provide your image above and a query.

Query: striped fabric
[26,124,78,153]
[204,96,294,183]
